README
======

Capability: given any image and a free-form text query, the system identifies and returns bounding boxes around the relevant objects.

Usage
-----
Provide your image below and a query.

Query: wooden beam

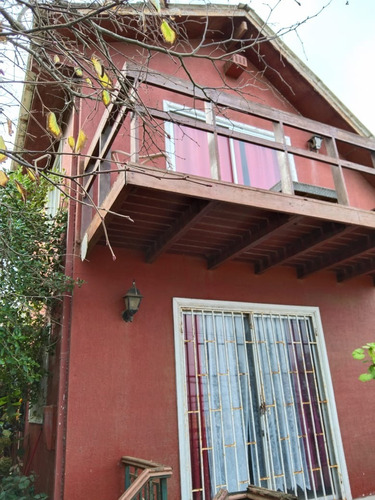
[273,122,294,195]
[298,232,375,278]
[225,20,248,52]
[325,137,349,205]
[207,214,302,269]
[255,222,349,274]
[336,257,375,283]
[145,199,218,263]
[83,171,130,257]
[124,163,375,230]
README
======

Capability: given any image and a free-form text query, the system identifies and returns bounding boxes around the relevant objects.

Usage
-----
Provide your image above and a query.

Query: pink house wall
[62,247,375,499]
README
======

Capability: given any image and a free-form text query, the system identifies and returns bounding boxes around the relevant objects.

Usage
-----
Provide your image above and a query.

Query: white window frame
[163,101,297,183]
[173,298,351,500]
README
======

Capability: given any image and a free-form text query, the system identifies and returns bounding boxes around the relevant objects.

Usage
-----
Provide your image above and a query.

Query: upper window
[164,102,297,190]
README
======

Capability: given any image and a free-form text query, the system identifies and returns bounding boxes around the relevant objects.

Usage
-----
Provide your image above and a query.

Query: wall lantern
[308,135,324,152]
[122,280,143,322]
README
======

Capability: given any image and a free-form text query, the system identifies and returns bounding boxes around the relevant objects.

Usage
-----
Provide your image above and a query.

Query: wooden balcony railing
[80,64,375,240]
[118,456,172,500]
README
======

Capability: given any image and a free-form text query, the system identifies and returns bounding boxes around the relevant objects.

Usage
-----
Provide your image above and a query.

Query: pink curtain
[173,124,280,190]
[218,136,280,188]
[173,125,212,179]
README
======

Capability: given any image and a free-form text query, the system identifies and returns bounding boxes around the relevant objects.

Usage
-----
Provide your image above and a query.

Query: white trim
[173,298,193,500]
[173,298,351,500]
[163,101,297,182]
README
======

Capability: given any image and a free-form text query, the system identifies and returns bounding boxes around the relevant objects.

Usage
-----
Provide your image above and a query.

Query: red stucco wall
[61,247,375,499]
[31,39,375,500]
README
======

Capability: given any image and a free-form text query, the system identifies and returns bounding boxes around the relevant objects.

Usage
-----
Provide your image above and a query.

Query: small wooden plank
[213,489,229,500]
[247,484,297,500]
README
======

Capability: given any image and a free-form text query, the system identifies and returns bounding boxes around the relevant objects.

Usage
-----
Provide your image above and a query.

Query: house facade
[19,4,375,500]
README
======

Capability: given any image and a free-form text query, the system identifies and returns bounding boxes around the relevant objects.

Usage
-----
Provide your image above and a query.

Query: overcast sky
[253,0,375,135]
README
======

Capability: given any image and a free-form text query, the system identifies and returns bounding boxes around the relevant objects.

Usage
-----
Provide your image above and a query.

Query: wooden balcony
[80,66,375,284]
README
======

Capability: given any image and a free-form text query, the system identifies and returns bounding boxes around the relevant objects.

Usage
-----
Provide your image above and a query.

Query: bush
[0,473,48,499]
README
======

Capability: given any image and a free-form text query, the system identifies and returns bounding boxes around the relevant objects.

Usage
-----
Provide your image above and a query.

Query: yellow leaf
[0,170,9,187]
[26,167,39,183]
[47,112,62,139]
[68,136,75,151]
[0,135,7,163]
[75,130,87,153]
[75,67,83,77]
[102,89,111,106]
[85,78,93,88]
[91,56,102,76]
[160,20,176,44]
[91,57,112,88]
[53,54,61,64]
[14,180,27,203]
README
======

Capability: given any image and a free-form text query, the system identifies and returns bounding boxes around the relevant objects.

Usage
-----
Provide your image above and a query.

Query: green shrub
[0,473,48,499]
[0,457,12,477]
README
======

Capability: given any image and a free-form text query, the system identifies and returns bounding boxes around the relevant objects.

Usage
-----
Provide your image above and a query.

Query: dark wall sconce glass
[308,135,324,152]
[122,280,143,322]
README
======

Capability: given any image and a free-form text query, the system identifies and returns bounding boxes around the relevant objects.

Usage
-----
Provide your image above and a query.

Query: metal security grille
[180,307,344,500]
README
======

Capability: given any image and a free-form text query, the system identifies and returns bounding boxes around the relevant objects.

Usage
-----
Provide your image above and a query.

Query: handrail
[119,456,172,500]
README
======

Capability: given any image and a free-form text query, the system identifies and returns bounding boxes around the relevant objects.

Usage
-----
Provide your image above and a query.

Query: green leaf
[352,348,365,360]
[359,373,374,382]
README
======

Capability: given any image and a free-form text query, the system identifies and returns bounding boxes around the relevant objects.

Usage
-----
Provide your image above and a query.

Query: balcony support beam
[255,222,350,274]
[297,232,375,279]
[207,214,303,269]
[145,199,218,263]
[336,258,375,283]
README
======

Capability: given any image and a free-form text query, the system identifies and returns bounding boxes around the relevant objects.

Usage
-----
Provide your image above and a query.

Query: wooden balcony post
[273,121,294,195]
[205,101,220,180]
[325,137,349,205]
[130,111,140,163]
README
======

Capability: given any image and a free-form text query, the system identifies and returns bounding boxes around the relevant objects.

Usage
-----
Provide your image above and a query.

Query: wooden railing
[118,456,172,500]
[80,64,375,239]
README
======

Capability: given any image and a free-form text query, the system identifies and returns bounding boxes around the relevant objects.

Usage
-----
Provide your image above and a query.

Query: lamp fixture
[122,280,143,322]
[308,135,323,152]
